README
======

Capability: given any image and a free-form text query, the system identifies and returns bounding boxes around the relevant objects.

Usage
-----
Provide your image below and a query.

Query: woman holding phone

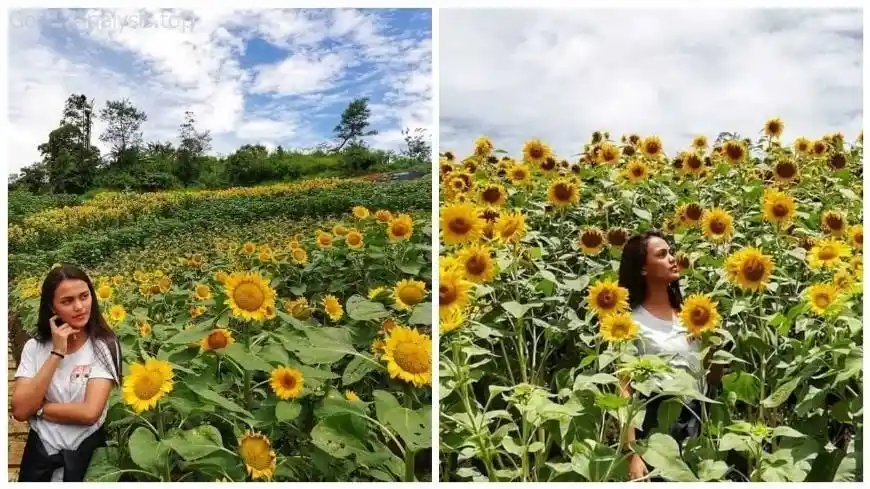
[11,264,122,482]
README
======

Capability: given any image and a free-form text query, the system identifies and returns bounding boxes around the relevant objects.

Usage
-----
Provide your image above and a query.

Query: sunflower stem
[244,328,252,410]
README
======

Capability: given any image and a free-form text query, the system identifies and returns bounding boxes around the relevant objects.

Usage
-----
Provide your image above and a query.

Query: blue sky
[440,9,862,159]
[8,8,432,172]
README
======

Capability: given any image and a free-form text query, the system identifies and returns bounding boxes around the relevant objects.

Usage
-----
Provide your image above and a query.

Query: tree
[332,97,377,152]
[9,162,48,193]
[61,93,96,149]
[99,98,147,166]
[176,111,212,185]
[401,127,431,163]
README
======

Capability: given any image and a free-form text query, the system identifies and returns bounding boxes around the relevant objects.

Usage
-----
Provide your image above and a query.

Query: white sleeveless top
[632,305,703,393]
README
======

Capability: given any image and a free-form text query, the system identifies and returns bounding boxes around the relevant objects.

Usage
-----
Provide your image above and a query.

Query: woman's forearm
[41,402,102,426]
[11,355,62,421]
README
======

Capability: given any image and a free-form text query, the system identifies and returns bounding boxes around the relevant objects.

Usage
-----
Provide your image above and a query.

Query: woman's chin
[69,319,89,329]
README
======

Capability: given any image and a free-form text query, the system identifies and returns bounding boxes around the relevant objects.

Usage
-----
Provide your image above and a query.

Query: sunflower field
[438,124,862,482]
[9,175,434,482]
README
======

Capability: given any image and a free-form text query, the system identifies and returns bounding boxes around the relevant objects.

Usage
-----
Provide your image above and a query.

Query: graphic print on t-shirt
[69,364,91,386]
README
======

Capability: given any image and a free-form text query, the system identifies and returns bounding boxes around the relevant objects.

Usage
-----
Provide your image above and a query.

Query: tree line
[9,94,431,194]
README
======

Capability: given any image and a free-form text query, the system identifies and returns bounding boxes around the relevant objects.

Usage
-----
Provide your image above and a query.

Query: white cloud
[439,9,863,159]
[250,52,345,96]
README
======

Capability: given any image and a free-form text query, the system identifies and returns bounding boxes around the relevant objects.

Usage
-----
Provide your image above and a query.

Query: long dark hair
[37,264,121,385]
[618,230,683,311]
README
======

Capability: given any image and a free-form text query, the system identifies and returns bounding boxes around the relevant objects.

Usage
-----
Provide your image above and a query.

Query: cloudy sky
[439,9,862,159]
[8,8,431,173]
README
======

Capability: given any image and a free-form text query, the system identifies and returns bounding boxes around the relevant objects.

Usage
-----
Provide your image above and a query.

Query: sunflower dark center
[710,219,727,234]
[742,259,765,282]
[726,143,744,160]
[607,229,627,246]
[829,153,846,169]
[646,141,660,154]
[439,284,456,305]
[596,290,615,309]
[815,293,831,308]
[207,331,228,349]
[773,203,789,217]
[687,156,702,169]
[690,307,710,326]
[542,157,556,170]
[465,255,487,275]
[529,145,545,159]
[553,183,573,201]
[449,217,471,234]
[776,162,796,178]
[632,166,644,177]
[482,187,502,203]
[686,204,703,220]
[582,232,603,248]
[826,215,844,231]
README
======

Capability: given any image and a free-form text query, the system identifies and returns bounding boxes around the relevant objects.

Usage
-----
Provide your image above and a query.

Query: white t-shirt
[632,305,703,392]
[15,337,117,480]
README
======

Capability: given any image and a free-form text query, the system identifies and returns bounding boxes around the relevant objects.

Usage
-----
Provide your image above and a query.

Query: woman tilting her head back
[11,264,122,482]
[616,230,721,481]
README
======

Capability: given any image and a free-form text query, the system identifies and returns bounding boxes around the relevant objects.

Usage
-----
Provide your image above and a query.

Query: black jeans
[637,396,703,451]
[18,427,106,482]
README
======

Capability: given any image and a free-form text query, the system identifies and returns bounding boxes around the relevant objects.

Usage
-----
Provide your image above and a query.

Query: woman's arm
[11,354,62,422]
[40,379,113,426]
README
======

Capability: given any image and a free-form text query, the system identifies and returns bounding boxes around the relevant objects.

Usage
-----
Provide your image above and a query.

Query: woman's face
[52,279,92,330]
[644,236,679,283]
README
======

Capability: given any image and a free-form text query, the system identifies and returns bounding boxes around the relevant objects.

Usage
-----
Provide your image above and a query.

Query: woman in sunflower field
[616,231,725,481]
[11,264,122,482]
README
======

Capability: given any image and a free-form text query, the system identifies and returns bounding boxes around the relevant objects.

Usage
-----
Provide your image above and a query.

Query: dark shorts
[637,396,703,450]
[18,427,106,482]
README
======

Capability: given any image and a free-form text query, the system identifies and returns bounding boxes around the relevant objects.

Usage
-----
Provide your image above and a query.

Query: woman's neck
[643,282,674,320]
[66,331,89,354]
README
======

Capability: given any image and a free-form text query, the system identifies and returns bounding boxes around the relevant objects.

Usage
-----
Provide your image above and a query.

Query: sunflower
[547,178,580,207]
[439,264,473,314]
[474,136,494,157]
[679,294,721,336]
[393,279,427,310]
[692,135,708,149]
[200,328,235,351]
[382,326,432,387]
[587,279,629,317]
[578,227,606,255]
[522,138,552,165]
[479,183,507,207]
[701,208,734,243]
[352,206,371,219]
[238,432,277,480]
[773,160,799,183]
[599,312,639,342]
[158,276,172,293]
[194,284,212,301]
[291,247,308,264]
[539,156,559,173]
[455,243,496,283]
[808,238,852,270]
[623,160,650,183]
[387,214,414,242]
[492,210,527,244]
[832,268,857,294]
[284,297,311,320]
[676,251,691,272]
[849,254,863,281]
[109,304,126,323]
[214,270,228,284]
[190,305,206,318]
[332,224,349,236]
[376,209,393,222]
[848,225,863,250]
[368,286,388,300]
[821,210,847,237]
[122,358,174,413]
[764,117,784,138]
[506,162,533,186]
[723,140,746,164]
[724,248,775,291]
[676,203,704,227]
[315,232,334,249]
[640,136,664,158]
[793,136,811,154]
[828,152,847,170]
[345,391,360,402]
[682,152,704,175]
[270,367,304,400]
[447,174,472,194]
[441,203,484,245]
[762,189,796,226]
[811,140,827,156]
[440,307,466,335]
[322,295,344,321]
[224,271,276,322]
[344,229,364,250]
[598,142,621,164]
[242,242,257,255]
[96,284,113,301]
[607,227,630,249]
[138,321,151,337]
[805,283,840,316]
